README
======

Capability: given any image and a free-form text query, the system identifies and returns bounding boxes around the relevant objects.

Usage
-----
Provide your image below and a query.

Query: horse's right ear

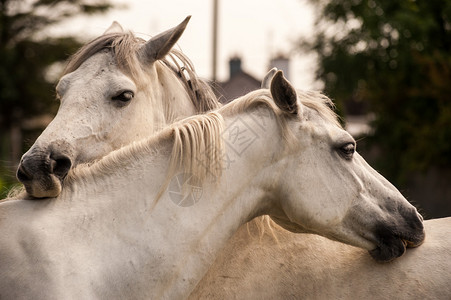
[103,21,124,35]
[270,71,300,115]
[261,68,278,89]
[139,16,191,64]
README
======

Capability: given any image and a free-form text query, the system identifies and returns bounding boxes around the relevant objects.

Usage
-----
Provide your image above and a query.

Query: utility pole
[212,0,219,82]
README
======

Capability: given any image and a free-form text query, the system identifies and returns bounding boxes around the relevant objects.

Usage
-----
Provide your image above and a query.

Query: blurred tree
[302,0,451,184]
[0,0,115,197]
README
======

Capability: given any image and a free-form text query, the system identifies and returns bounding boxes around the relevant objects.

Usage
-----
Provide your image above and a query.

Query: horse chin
[404,238,425,248]
[368,238,407,262]
[24,174,62,199]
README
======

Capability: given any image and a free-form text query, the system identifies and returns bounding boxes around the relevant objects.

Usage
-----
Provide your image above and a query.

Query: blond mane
[219,88,340,144]
[63,31,219,113]
[65,111,224,202]
[221,88,340,127]
[297,89,341,127]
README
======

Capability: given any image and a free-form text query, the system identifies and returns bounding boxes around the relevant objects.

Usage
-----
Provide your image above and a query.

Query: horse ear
[103,21,124,35]
[270,71,299,115]
[139,16,191,64]
[261,68,278,89]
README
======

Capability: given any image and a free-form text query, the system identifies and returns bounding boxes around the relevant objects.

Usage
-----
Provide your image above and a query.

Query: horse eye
[339,142,356,160]
[112,91,134,105]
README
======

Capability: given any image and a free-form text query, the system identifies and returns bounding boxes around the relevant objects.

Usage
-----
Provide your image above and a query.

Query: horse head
[263,71,424,262]
[17,17,219,198]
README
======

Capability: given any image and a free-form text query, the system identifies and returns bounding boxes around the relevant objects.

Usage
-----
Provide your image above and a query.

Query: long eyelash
[355,136,366,143]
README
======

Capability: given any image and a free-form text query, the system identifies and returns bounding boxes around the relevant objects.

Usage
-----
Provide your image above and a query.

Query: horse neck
[150,63,198,126]
[148,110,285,297]
[60,109,283,297]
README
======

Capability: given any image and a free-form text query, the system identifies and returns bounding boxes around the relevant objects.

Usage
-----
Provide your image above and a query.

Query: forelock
[63,32,146,85]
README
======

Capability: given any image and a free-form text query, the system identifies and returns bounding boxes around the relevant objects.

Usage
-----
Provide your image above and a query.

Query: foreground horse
[1,72,424,299]
[191,217,451,299]
[16,17,219,198]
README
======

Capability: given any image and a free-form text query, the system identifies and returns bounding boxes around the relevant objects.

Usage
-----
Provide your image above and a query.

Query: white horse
[1,72,424,299]
[191,217,451,300]
[193,71,450,299]
[16,17,219,198]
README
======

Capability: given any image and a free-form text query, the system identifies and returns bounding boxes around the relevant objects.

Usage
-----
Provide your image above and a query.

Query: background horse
[0,72,424,299]
[191,217,451,299]
[16,17,219,198]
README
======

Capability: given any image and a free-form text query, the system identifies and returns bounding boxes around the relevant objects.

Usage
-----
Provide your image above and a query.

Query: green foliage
[0,0,115,194]
[0,165,19,199]
[303,0,451,183]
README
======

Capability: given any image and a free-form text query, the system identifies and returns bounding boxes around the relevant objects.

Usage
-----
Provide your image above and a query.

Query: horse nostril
[50,155,72,179]
[17,163,33,183]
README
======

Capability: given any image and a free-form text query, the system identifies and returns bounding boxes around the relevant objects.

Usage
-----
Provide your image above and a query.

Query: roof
[215,70,261,104]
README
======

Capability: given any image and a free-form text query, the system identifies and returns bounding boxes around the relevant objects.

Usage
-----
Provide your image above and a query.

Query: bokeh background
[1,0,450,218]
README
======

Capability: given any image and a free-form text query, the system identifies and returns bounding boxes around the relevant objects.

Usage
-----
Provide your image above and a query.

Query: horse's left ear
[139,16,191,64]
[270,71,299,115]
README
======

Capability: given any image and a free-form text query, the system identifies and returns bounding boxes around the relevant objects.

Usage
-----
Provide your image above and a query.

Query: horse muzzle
[368,211,425,262]
[17,146,73,198]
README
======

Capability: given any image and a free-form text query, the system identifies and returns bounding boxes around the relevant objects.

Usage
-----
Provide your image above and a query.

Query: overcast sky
[51,0,318,89]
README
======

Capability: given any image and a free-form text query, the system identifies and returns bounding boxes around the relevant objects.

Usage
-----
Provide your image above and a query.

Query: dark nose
[49,152,72,179]
[16,161,32,183]
[400,207,425,247]
[17,150,72,183]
